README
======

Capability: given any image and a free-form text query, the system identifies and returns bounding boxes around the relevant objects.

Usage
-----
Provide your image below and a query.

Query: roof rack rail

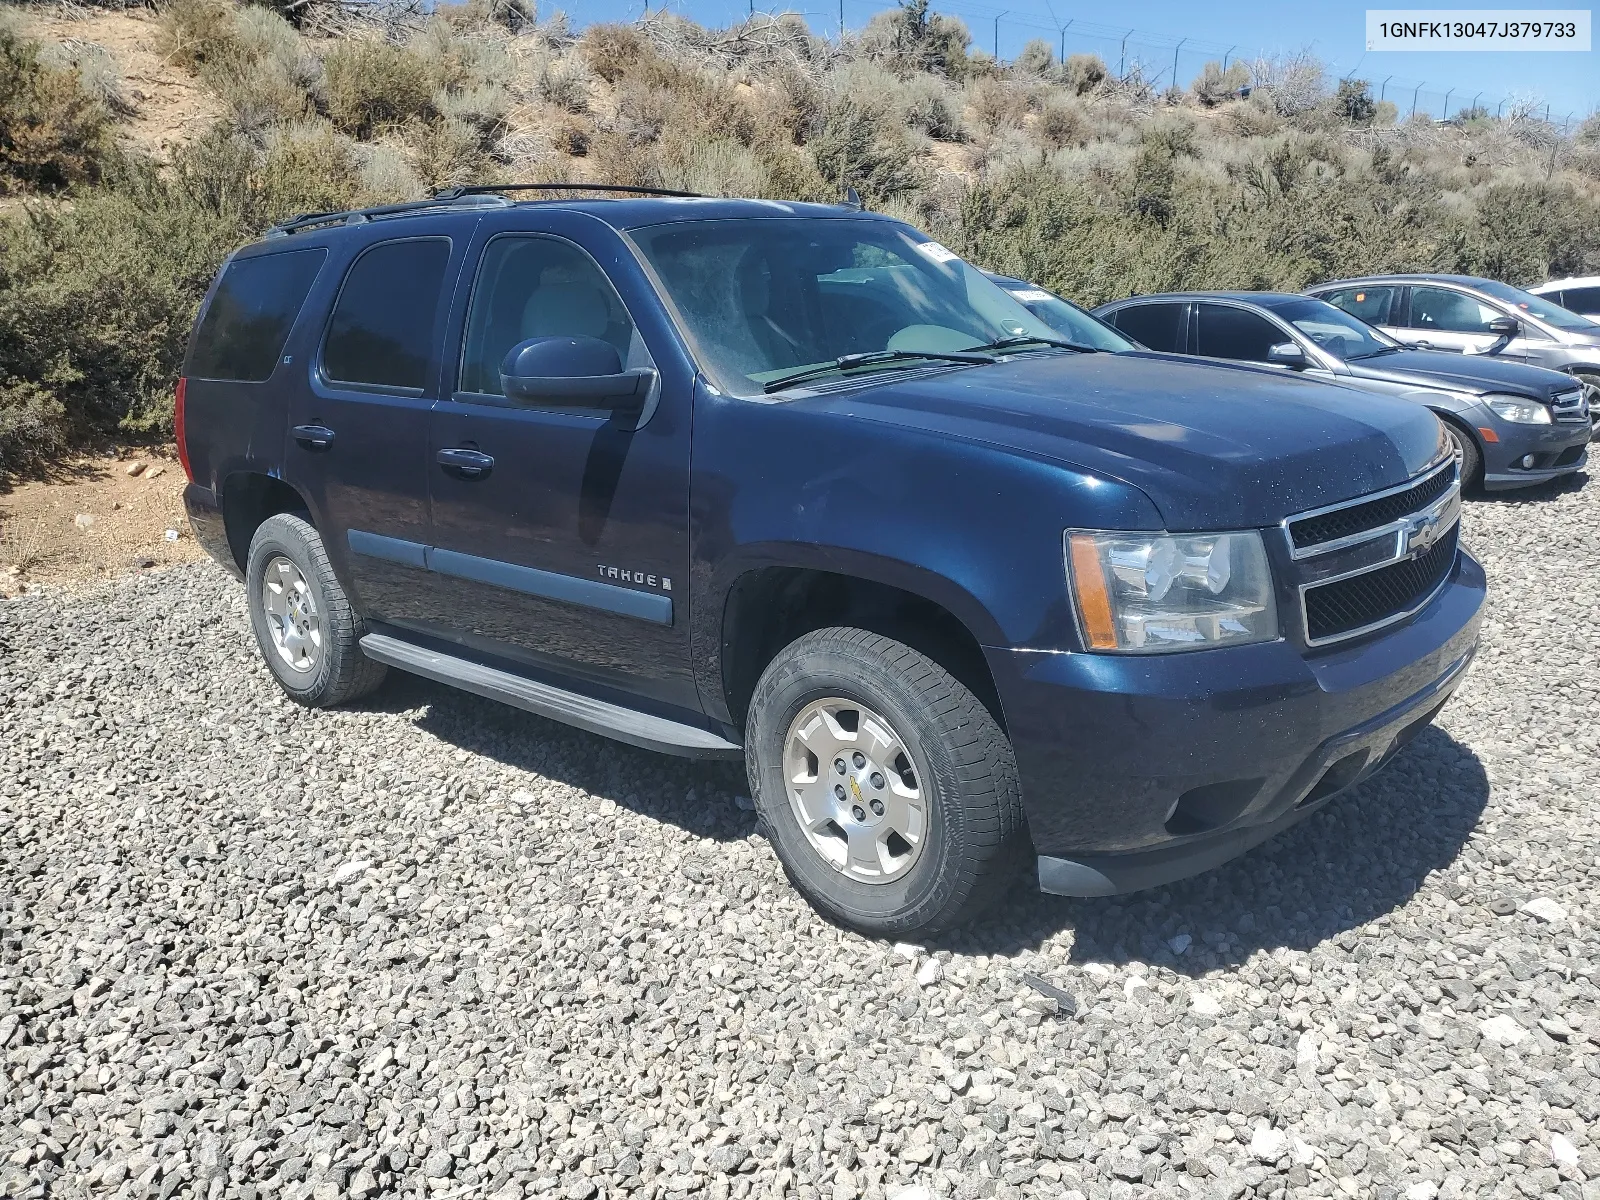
[430,182,707,200]
[264,193,511,238]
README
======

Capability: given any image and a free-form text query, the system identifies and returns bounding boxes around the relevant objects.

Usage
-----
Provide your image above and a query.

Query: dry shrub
[323,40,432,138]
[1191,60,1249,108]
[1035,98,1087,151]
[0,26,117,194]
[1221,99,1281,138]
[40,40,131,116]
[966,77,1029,136]
[157,0,236,72]
[900,74,961,141]
[534,54,590,114]
[1013,39,1053,77]
[1062,53,1106,96]
[582,23,648,85]
[355,139,426,203]
[809,97,921,204]
[261,121,363,214]
[407,116,489,188]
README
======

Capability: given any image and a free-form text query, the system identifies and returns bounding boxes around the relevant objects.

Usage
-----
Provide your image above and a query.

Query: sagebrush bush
[323,39,432,138]
[0,27,117,194]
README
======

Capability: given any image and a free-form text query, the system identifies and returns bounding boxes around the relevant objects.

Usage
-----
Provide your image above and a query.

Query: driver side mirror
[500,336,655,412]
[1486,315,1521,337]
[1266,341,1309,369]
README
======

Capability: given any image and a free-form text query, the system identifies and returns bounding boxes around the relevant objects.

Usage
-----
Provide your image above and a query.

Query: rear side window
[188,249,327,382]
[322,238,452,392]
[1110,302,1186,352]
[1563,286,1600,312]
[1195,304,1288,363]
[1318,285,1396,325]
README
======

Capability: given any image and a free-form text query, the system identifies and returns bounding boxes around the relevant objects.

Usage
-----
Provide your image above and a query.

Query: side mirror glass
[1266,341,1309,369]
[1486,315,1521,337]
[499,336,655,408]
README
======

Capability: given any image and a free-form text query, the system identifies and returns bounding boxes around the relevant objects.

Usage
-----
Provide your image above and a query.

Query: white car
[1528,277,1600,324]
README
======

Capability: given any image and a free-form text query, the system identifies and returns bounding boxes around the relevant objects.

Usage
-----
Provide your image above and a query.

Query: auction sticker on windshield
[917,241,960,264]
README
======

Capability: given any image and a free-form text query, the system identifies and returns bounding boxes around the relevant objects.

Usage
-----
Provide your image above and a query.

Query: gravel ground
[2,475,1598,1200]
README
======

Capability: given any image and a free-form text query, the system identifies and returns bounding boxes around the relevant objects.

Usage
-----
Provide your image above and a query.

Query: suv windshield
[629,218,1059,395]
[1474,279,1596,331]
[1273,298,1400,361]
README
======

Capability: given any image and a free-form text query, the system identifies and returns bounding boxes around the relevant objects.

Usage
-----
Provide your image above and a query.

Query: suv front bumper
[987,549,1485,897]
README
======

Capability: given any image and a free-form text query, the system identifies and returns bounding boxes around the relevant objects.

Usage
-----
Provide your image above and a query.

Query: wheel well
[222,473,310,572]
[721,567,1004,734]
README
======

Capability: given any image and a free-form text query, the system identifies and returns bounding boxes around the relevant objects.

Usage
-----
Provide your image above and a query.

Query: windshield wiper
[1347,346,1403,360]
[761,349,996,394]
[962,334,1101,354]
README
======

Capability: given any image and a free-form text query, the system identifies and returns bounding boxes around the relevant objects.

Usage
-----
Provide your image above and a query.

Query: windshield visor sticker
[1011,289,1054,303]
[917,241,960,264]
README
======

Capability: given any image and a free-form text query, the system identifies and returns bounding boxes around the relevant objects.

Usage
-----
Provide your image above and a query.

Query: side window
[322,238,452,392]
[1320,286,1395,325]
[1563,286,1600,312]
[188,248,327,382]
[1195,304,1289,363]
[1408,286,1499,334]
[1110,303,1186,352]
[459,236,636,397]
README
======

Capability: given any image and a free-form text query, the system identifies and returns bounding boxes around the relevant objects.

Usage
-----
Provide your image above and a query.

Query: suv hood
[1342,347,1580,399]
[802,353,1446,530]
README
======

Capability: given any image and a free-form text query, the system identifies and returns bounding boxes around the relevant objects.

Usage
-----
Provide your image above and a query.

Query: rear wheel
[745,627,1026,936]
[1443,420,1482,493]
[245,512,387,707]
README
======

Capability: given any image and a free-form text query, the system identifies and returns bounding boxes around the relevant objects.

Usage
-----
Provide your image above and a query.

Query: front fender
[686,384,1163,721]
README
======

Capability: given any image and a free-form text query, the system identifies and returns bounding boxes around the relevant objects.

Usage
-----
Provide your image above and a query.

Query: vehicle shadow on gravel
[369,671,753,840]
[940,725,1492,975]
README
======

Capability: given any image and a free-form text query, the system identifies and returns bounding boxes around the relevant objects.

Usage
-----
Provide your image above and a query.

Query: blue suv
[177,188,1485,935]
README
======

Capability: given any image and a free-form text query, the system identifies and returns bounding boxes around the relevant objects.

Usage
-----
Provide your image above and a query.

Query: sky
[561,0,1599,123]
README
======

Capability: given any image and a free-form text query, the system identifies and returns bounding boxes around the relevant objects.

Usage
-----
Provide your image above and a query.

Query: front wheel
[1443,420,1482,493]
[1574,373,1600,441]
[745,627,1027,936]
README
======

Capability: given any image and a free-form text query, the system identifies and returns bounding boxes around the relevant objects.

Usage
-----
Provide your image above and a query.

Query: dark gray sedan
[1090,291,1590,492]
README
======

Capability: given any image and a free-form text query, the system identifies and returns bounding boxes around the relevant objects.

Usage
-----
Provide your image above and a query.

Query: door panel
[422,228,698,710]
[283,235,459,626]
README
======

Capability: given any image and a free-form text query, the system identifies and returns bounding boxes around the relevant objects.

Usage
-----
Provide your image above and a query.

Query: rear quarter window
[188,248,327,382]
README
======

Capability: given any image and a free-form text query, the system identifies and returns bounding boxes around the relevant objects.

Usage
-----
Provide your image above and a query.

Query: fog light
[1520,454,1536,468]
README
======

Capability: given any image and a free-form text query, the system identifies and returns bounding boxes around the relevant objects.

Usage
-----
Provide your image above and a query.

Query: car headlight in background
[1066,530,1278,653]
[1484,395,1552,424]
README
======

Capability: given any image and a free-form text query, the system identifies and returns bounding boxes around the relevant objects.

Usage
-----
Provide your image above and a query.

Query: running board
[359,634,743,760]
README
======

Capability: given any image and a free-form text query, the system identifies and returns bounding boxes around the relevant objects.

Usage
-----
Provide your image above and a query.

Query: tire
[1443,420,1482,493]
[245,512,387,707]
[1574,373,1600,441]
[745,627,1027,937]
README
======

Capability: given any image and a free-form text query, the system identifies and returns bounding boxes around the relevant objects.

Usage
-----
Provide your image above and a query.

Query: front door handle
[436,448,495,479]
[292,424,336,450]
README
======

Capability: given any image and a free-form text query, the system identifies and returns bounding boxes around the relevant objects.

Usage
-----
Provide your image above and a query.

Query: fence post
[994,11,1006,60]
[1171,39,1186,94]
[1119,29,1132,78]
[1411,82,1424,120]
[1442,88,1453,120]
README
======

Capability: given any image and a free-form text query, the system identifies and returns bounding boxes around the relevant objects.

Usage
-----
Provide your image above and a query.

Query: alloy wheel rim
[781,697,928,884]
[262,555,322,675]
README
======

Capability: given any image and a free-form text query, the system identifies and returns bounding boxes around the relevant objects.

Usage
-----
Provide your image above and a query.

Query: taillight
[174,376,192,482]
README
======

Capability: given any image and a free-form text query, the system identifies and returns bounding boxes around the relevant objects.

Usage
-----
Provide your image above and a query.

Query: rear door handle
[292,424,336,450]
[436,448,495,479]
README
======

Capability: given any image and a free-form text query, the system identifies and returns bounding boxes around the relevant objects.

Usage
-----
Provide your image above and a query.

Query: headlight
[1066,530,1279,653]
[1485,395,1552,424]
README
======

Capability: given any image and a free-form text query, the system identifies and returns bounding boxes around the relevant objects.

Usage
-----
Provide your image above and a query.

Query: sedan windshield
[1474,279,1597,331]
[1272,298,1400,361]
[629,218,1060,396]
[1000,285,1136,351]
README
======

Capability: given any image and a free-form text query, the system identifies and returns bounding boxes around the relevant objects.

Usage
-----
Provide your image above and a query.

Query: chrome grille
[1282,457,1461,647]
[1552,388,1588,423]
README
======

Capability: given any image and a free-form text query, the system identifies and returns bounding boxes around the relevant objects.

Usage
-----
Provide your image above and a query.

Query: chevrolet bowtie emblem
[1403,509,1441,555]
[848,777,864,802]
